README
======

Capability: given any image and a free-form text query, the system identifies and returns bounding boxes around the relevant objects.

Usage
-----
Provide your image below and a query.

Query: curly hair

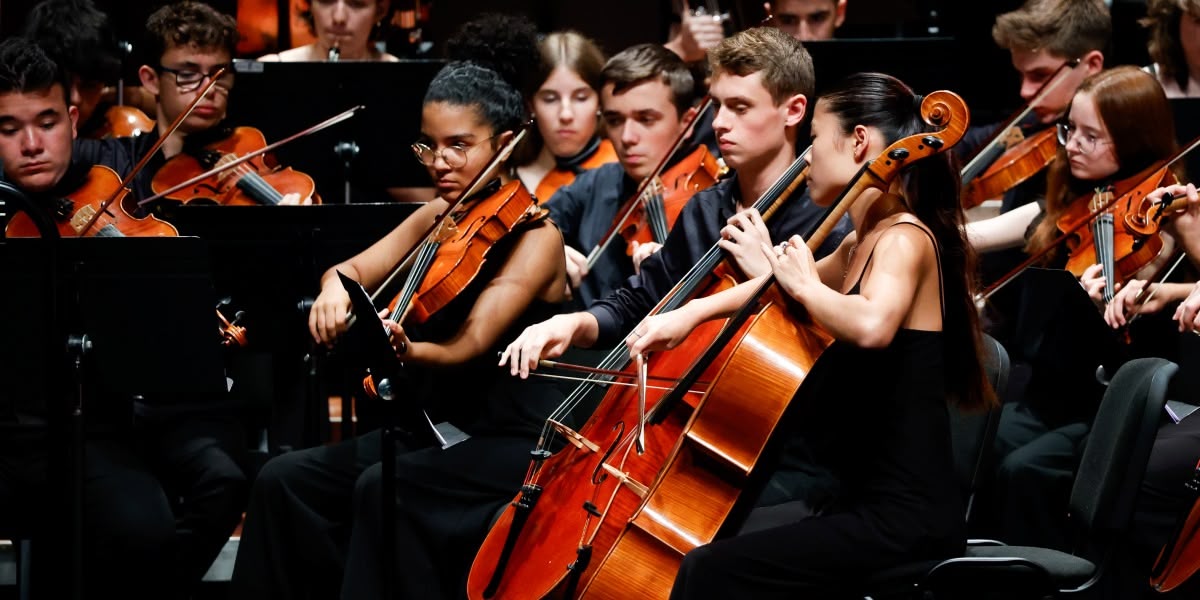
[143,1,238,64]
[445,13,541,99]
[425,61,526,139]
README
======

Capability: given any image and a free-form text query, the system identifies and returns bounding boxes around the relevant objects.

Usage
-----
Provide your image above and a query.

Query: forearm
[678,277,763,323]
[791,280,897,348]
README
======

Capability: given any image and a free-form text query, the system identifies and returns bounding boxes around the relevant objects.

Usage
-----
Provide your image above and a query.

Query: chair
[858,334,1009,598]
[915,357,1178,598]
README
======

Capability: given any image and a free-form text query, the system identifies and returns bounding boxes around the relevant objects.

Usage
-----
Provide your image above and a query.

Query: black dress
[671,223,965,599]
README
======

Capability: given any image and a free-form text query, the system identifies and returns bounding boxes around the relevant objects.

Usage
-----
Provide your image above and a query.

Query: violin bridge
[549,419,600,453]
[69,205,98,234]
[601,463,648,498]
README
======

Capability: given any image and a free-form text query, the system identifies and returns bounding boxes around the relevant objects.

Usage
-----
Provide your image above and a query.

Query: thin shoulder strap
[854,220,944,316]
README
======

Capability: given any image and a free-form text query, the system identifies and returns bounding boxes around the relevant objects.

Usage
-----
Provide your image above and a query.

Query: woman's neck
[848,186,907,234]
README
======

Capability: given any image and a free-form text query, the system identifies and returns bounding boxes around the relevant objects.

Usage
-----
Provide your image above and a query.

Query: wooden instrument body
[5,165,178,238]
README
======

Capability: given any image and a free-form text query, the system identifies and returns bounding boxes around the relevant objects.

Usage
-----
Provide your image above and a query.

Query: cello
[469,91,968,599]
[469,145,813,600]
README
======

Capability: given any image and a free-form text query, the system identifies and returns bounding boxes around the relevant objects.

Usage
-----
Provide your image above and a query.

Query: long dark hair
[818,72,995,412]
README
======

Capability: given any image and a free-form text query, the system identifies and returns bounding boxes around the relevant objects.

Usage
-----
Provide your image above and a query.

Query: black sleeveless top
[763,221,966,558]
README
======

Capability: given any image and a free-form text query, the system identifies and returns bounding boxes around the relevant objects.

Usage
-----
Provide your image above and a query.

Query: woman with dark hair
[623,71,990,598]
[260,0,398,61]
[228,59,568,600]
[515,31,618,201]
[1142,0,1200,98]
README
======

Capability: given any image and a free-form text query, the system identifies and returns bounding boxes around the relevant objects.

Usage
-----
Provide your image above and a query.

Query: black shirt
[545,162,638,308]
[586,174,852,346]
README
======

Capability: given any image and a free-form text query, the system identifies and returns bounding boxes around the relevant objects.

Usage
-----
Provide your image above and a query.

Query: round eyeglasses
[1056,122,1112,155]
[410,136,496,168]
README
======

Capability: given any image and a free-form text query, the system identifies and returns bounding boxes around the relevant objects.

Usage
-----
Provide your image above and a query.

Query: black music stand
[0,235,228,599]
[226,59,447,204]
[162,202,424,449]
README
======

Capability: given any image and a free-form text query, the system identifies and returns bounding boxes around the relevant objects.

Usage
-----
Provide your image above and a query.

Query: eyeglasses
[157,64,235,93]
[410,136,496,168]
[1056,122,1112,155]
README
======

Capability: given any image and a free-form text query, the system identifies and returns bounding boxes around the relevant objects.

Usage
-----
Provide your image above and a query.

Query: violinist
[963,0,1108,265]
[974,66,1185,552]
[0,38,247,600]
[514,30,618,202]
[547,43,703,307]
[229,60,569,600]
[259,0,400,62]
[631,71,989,600]
[502,27,849,379]
[71,1,239,204]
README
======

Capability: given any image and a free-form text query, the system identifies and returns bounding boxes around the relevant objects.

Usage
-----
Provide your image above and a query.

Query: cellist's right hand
[500,313,599,378]
[309,284,352,347]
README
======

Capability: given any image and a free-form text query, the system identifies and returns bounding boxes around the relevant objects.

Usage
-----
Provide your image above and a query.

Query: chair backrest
[949,333,1008,518]
[1069,357,1177,539]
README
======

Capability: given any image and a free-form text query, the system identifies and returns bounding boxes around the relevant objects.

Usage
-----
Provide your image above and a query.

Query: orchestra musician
[973,66,1184,551]
[228,59,570,600]
[0,37,246,600]
[514,30,618,202]
[502,26,849,383]
[546,43,704,307]
[665,0,847,64]
[963,0,1109,270]
[643,70,990,600]
[1141,0,1200,98]
[259,0,400,62]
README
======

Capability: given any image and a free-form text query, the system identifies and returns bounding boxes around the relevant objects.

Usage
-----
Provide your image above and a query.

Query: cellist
[621,71,991,599]
[0,38,246,599]
[502,28,848,379]
[546,43,706,307]
[228,59,569,600]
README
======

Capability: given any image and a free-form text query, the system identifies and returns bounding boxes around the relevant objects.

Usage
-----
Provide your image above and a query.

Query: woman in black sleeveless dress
[634,72,996,598]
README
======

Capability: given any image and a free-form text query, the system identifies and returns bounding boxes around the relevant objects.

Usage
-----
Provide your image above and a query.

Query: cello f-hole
[592,422,625,485]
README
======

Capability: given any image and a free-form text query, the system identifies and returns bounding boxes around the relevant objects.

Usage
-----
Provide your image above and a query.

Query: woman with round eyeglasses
[260,0,399,62]
[231,60,569,598]
[965,66,1182,277]
[514,31,618,201]
[963,66,1189,554]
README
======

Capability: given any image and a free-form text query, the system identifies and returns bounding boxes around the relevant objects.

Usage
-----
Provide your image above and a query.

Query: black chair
[858,334,1009,598]
[903,357,1178,599]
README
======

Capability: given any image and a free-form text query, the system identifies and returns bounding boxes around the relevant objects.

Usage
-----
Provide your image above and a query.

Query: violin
[1058,170,1176,300]
[961,127,1057,209]
[618,144,724,255]
[4,165,178,238]
[91,105,155,139]
[150,126,318,206]
[585,98,720,271]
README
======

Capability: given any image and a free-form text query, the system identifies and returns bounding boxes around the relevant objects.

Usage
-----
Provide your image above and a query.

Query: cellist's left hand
[762,235,817,302]
[631,241,662,274]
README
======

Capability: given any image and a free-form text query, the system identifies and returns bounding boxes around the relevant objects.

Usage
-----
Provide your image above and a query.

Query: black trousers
[0,415,247,599]
[229,427,537,600]
[981,401,1089,550]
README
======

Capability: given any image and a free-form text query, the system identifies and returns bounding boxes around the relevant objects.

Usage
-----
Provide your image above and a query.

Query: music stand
[162,202,424,449]
[225,59,447,204]
[0,235,229,599]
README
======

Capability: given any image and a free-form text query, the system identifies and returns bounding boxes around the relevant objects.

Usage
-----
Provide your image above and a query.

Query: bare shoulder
[874,215,936,260]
